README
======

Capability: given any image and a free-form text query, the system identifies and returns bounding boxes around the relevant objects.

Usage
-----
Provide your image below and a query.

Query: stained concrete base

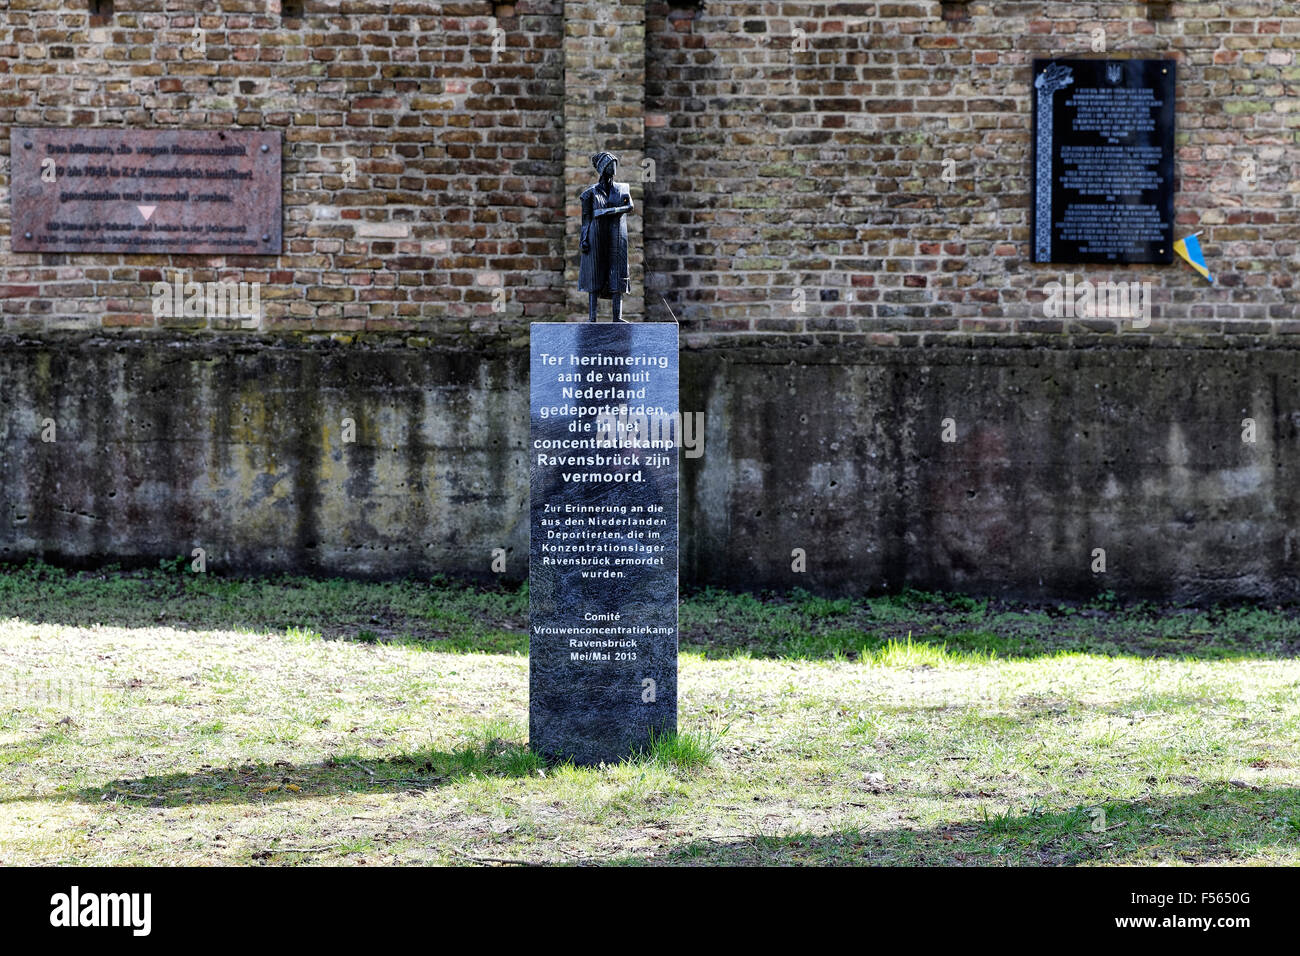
[3,333,1297,601]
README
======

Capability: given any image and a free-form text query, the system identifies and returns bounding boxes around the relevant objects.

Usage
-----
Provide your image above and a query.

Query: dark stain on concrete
[6,332,1300,600]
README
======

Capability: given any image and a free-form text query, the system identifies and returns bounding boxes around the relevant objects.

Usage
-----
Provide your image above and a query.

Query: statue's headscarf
[591,151,619,178]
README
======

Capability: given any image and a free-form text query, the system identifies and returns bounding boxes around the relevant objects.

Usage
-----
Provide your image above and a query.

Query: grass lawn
[1,562,1298,866]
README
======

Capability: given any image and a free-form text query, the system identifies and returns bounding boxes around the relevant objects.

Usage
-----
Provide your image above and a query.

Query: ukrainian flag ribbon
[1174,232,1214,284]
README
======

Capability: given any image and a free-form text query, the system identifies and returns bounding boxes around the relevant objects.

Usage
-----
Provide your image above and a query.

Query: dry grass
[2,566,1299,866]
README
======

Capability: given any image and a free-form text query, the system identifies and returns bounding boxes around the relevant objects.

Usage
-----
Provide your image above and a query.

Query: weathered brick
[0,2,1290,341]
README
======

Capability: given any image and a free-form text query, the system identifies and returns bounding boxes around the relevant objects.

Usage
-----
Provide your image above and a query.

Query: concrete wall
[681,333,1300,602]
[6,331,1300,601]
[0,333,529,578]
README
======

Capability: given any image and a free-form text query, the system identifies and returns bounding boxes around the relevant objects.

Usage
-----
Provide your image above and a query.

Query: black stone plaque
[529,322,678,765]
[10,128,281,255]
[1031,59,1175,264]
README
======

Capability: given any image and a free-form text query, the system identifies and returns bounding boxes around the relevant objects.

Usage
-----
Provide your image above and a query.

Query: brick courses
[0,0,567,335]
[0,1,1296,340]
[646,1,1300,337]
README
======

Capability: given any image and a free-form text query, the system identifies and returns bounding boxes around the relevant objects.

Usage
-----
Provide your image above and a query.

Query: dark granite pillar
[529,322,678,764]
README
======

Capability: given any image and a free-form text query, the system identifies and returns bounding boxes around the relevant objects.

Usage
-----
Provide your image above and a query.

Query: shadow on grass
[680,587,1300,662]
[0,562,528,654]
[6,739,544,808]
[608,785,1300,866]
[4,727,720,807]
[5,563,1300,661]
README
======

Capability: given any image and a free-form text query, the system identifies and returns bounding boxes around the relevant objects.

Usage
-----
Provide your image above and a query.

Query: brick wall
[0,0,566,336]
[563,0,646,320]
[646,0,1300,339]
[1,2,1296,340]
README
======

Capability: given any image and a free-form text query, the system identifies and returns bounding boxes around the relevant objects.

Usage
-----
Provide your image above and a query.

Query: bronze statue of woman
[578,151,634,322]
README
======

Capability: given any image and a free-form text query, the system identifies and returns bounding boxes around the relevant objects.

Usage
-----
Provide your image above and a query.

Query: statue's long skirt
[579,210,631,299]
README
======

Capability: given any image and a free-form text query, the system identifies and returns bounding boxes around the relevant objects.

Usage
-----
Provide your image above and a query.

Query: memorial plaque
[1031,59,1175,264]
[529,322,678,765]
[10,128,281,255]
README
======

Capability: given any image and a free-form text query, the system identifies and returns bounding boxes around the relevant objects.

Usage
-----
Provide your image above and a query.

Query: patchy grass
[1,563,1299,866]
[643,725,726,772]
